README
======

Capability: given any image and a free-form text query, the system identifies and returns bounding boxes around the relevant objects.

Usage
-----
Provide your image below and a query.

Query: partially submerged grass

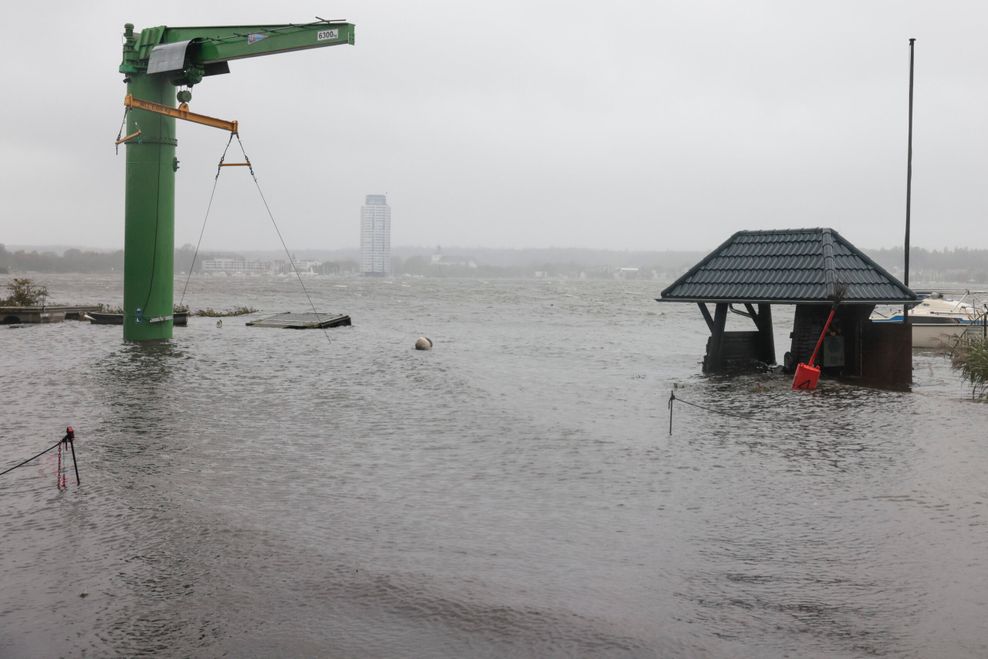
[951,338,988,400]
[2,278,48,306]
[192,306,258,317]
[94,304,258,317]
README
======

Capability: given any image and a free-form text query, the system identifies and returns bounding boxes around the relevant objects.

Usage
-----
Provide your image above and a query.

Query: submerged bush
[952,338,988,400]
[193,306,258,317]
[2,278,48,306]
[93,304,256,317]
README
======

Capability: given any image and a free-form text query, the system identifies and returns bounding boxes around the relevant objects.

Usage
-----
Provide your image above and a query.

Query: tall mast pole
[904,37,916,320]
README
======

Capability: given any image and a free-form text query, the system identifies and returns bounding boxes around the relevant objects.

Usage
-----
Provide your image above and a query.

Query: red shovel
[792,307,837,390]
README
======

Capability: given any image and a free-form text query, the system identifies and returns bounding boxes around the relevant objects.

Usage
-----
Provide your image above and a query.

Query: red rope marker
[56,442,65,489]
[0,427,79,487]
[55,427,78,490]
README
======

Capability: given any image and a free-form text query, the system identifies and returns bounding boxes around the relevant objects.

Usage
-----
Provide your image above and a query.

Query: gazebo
[658,228,918,387]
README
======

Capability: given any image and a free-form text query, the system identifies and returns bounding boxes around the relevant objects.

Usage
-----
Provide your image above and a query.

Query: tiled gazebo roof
[659,228,916,304]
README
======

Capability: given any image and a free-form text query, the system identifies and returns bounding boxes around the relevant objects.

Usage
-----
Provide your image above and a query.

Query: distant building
[430,246,477,269]
[360,194,391,276]
[201,257,272,275]
[614,267,640,280]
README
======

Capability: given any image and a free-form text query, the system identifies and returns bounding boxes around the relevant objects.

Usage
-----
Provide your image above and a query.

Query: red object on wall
[792,307,837,391]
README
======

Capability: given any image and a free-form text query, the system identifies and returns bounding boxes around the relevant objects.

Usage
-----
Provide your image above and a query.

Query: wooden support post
[756,303,775,364]
[698,303,715,332]
[704,303,728,373]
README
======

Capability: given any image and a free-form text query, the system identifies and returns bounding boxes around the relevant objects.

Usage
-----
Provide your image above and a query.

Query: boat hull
[870,293,983,349]
[910,322,969,349]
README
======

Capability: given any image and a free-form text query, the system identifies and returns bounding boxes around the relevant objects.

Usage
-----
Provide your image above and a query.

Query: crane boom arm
[175,22,354,64]
[121,21,354,80]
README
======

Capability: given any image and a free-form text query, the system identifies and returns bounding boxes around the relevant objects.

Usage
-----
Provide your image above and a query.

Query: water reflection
[94,340,185,439]
[669,370,948,656]
[2,276,986,657]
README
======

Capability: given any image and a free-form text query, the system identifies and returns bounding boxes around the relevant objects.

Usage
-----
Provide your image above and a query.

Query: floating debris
[246,312,351,330]
[1,305,102,324]
[194,306,258,317]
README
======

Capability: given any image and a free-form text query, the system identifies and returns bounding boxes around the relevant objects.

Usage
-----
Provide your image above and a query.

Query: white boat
[871,292,985,349]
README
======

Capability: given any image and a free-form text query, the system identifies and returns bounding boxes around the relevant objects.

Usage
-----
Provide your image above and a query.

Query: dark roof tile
[659,228,916,304]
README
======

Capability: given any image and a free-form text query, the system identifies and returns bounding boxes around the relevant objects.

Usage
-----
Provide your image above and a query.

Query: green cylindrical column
[123,74,176,341]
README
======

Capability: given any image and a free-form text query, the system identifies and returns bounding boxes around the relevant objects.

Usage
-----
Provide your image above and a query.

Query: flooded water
[2,274,986,657]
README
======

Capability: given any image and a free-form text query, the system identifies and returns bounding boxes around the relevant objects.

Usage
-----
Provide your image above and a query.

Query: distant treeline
[0,244,203,275]
[866,247,988,284]
[0,245,124,273]
[2,242,986,282]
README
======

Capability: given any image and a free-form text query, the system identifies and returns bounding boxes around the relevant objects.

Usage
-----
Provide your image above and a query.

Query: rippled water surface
[2,275,987,657]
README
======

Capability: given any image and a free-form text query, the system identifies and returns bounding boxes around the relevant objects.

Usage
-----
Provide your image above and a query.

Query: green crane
[117,20,355,341]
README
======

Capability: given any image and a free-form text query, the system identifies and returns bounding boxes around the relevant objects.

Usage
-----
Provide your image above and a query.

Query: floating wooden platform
[1,305,101,324]
[246,312,351,329]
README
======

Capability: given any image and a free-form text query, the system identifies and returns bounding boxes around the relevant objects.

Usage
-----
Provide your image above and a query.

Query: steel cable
[234,134,333,346]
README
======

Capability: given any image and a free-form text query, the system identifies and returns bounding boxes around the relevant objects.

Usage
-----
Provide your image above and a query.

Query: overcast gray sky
[1,1,985,252]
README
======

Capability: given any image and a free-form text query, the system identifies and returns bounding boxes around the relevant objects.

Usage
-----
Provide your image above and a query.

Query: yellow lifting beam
[115,129,142,145]
[123,94,239,134]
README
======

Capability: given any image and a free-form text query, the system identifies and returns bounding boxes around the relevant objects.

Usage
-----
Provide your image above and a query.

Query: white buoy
[415,336,433,350]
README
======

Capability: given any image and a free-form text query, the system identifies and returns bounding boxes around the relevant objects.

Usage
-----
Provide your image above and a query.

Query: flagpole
[904,37,916,319]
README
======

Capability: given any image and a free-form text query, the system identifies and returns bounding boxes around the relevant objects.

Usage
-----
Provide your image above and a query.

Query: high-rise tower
[360,194,391,276]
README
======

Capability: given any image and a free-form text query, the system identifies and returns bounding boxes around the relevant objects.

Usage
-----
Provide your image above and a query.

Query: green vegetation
[95,304,255,317]
[868,246,988,283]
[0,244,201,274]
[2,278,49,306]
[951,338,988,400]
[1,245,124,273]
[192,306,258,317]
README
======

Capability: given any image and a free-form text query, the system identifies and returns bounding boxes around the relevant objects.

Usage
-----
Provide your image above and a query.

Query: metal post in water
[66,426,80,486]
[668,391,675,436]
[904,37,916,320]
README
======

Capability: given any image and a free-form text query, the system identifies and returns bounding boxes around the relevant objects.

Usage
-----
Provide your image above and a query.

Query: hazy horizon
[3,2,988,252]
[0,241,967,257]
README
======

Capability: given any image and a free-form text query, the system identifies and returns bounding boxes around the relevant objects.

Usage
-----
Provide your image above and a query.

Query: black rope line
[668,390,770,436]
[668,391,758,420]
[234,134,333,346]
[0,439,62,479]
[179,133,236,307]
[2,430,80,488]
